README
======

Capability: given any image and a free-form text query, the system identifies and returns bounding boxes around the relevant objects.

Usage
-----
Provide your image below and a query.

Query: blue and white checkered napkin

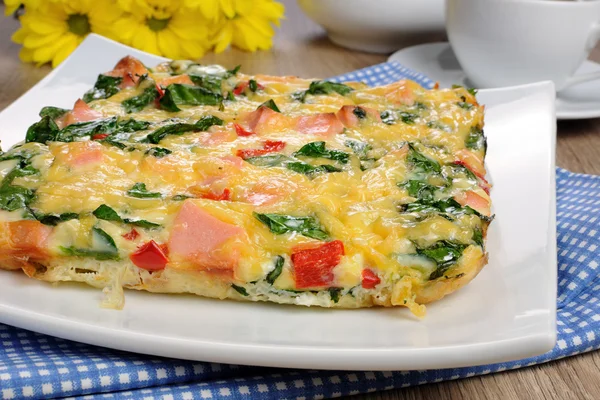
[2,63,600,400]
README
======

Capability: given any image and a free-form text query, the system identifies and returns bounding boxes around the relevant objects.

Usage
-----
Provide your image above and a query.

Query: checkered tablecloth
[1,62,599,400]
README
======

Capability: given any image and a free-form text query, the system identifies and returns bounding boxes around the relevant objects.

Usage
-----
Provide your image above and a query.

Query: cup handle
[563,22,600,89]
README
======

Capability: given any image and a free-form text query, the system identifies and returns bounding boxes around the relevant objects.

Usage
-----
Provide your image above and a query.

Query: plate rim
[0,35,557,371]
[388,41,599,120]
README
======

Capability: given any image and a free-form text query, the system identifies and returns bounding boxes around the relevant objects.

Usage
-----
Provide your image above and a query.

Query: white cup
[446,0,600,91]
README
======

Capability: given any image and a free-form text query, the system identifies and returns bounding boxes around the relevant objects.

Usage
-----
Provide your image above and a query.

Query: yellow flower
[12,0,123,67]
[113,0,210,60]
[4,0,23,16]
[186,0,284,52]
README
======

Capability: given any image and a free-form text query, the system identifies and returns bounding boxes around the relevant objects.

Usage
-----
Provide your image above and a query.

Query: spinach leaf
[159,84,223,112]
[83,74,123,103]
[407,145,441,174]
[36,212,78,226]
[245,154,341,176]
[294,141,349,164]
[188,74,223,94]
[145,115,224,144]
[231,284,248,296]
[401,197,492,222]
[245,154,293,167]
[344,139,372,159]
[26,116,151,144]
[122,85,159,113]
[286,161,341,175]
[452,84,478,97]
[329,288,342,303]
[39,106,69,119]
[380,110,395,125]
[399,111,418,125]
[465,126,486,151]
[56,118,118,142]
[171,194,193,201]
[416,241,467,280]
[248,79,259,92]
[293,81,353,102]
[0,160,37,213]
[380,110,418,125]
[473,228,484,248]
[127,183,162,199]
[26,116,60,143]
[266,256,284,284]
[254,212,329,240]
[145,147,172,158]
[401,180,437,201]
[353,107,367,119]
[457,101,473,110]
[227,65,241,76]
[60,227,119,261]
[92,204,122,222]
[116,119,152,132]
[93,204,160,228]
[0,185,34,212]
[259,99,280,113]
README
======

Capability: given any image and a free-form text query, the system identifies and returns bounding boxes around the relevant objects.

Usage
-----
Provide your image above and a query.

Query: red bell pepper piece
[291,240,345,289]
[122,228,139,241]
[236,140,286,159]
[234,123,255,137]
[130,240,169,271]
[361,269,381,289]
[201,188,231,201]
[91,133,109,140]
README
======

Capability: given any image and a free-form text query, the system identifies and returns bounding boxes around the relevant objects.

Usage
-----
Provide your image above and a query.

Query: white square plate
[0,34,557,370]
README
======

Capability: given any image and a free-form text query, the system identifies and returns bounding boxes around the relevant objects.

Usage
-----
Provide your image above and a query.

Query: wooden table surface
[1,1,600,399]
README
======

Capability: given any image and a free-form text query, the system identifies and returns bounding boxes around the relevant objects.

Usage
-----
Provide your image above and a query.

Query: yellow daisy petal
[157,29,181,59]
[52,37,79,68]
[32,34,73,65]
[213,22,233,53]
[23,32,64,50]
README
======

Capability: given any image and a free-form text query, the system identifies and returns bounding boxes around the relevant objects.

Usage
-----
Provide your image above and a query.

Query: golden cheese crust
[0,56,492,316]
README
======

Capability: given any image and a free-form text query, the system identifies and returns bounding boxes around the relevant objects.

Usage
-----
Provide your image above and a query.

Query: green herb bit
[122,85,160,113]
[127,183,162,199]
[60,227,119,261]
[329,288,342,303]
[145,147,172,158]
[248,79,259,92]
[293,141,349,164]
[452,84,478,96]
[401,180,437,201]
[39,106,69,119]
[407,145,441,174]
[399,112,418,125]
[83,74,123,103]
[266,256,284,284]
[145,115,224,144]
[416,241,468,280]
[472,228,484,248]
[254,212,329,241]
[344,139,372,159]
[380,110,396,125]
[93,204,161,228]
[231,284,248,296]
[159,84,223,112]
[259,99,281,113]
[36,212,79,226]
[352,107,367,119]
[465,126,486,152]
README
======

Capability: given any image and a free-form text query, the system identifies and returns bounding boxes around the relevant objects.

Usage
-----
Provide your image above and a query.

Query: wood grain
[1,1,600,399]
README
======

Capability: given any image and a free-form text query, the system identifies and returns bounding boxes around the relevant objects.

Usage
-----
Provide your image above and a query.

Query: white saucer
[389,42,600,120]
